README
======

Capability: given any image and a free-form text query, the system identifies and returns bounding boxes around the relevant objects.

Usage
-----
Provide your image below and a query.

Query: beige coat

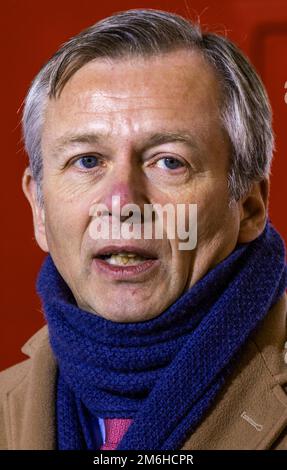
[1,293,287,450]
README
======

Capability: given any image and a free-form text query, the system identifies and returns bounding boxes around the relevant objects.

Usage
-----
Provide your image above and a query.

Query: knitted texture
[36,220,287,450]
[100,419,133,450]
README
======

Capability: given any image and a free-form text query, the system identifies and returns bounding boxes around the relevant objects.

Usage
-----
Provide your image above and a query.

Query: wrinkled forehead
[41,50,226,156]
[47,49,222,115]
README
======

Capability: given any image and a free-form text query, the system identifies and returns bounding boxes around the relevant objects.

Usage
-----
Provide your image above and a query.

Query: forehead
[42,50,223,145]
[50,49,220,106]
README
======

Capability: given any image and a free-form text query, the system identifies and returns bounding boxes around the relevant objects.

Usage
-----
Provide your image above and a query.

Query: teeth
[112,252,138,258]
[105,253,146,266]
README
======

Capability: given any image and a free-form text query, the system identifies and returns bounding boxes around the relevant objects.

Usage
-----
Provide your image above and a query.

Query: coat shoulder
[0,358,32,449]
[0,325,49,397]
[0,325,50,399]
[0,326,50,450]
[0,359,31,397]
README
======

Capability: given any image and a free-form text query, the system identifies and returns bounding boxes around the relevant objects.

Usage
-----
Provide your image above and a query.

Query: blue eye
[157,157,184,170]
[77,156,99,169]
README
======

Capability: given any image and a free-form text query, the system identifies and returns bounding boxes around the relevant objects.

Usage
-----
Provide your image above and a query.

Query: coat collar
[5,327,57,450]
[5,294,287,450]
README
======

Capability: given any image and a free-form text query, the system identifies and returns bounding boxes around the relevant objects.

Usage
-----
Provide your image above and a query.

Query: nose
[100,161,148,223]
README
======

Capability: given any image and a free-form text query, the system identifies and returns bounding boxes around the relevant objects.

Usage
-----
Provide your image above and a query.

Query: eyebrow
[52,130,201,157]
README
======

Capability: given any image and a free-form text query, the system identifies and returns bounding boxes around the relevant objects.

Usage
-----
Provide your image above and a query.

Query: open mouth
[93,246,159,279]
[97,252,153,267]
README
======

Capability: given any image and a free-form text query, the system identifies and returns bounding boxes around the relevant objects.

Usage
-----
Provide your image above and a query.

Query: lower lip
[92,257,160,281]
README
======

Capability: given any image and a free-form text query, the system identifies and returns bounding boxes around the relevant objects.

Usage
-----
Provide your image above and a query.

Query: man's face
[31,50,242,322]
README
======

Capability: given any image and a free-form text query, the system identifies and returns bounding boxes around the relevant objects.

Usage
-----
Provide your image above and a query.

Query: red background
[1,0,287,370]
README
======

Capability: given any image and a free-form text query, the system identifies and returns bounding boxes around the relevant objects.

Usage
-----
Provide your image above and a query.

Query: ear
[238,178,269,243]
[22,167,49,252]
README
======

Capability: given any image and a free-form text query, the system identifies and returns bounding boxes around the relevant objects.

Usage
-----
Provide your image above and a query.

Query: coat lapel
[5,327,57,449]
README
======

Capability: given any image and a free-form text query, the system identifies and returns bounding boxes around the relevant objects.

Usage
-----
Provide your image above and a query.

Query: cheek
[197,190,239,249]
[189,179,233,239]
[43,168,92,203]
[44,194,88,253]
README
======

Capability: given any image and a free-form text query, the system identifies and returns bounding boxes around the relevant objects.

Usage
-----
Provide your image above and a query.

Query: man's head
[22,9,271,322]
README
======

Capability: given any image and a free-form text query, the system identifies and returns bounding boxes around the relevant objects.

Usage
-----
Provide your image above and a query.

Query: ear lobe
[22,167,49,252]
[238,178,269,244]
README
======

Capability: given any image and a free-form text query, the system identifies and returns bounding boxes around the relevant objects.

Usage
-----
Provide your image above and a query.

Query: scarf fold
[36,220,287,450]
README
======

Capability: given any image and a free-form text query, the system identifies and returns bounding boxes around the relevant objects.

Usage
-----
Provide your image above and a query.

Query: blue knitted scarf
[36,220,287,450]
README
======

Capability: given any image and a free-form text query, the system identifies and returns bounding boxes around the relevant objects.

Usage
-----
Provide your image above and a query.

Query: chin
[90,301,158,323]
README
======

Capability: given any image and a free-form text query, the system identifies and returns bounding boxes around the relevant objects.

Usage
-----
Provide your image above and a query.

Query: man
[0,9,287,450]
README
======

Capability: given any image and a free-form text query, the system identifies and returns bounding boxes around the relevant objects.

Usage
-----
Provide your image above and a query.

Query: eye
[156,157,184,170]
[74,155,100,169]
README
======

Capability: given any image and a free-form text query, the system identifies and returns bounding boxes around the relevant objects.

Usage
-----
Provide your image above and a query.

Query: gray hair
[22,8,274,206]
